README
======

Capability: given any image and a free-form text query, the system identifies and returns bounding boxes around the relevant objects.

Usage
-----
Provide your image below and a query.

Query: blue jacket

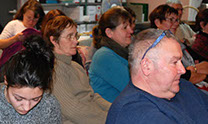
[106,79,208,124]
[89,46,130,103]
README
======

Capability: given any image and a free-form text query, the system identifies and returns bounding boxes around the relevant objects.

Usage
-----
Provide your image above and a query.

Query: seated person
[166,0,196,46]
[88,6,133,103]
[192,9,208,61]
[41,9,84,67]
[43,15,111,124]
[106,28,208,124]
[149,4,207,84]
[0,0,45,82]
[0,35,61,123]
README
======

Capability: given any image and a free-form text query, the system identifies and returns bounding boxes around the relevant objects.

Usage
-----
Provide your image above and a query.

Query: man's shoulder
[107,86,163,124]
[109,83,159,114]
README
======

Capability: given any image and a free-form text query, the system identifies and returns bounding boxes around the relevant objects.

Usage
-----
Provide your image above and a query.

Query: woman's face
[110,21,133,47]
[53,25,78,56]
[23,9,39,28]
[5,85,43,115]
[157,13,178,31]
[170,15,180,34]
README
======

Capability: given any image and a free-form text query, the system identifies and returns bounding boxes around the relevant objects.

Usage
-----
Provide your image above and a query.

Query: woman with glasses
[0,0,44,49]
[43,15,111,124]
[0,35,61,123]
[166,0,196,46]
[0,0,45,82]
[88,6,133,103]
[150,4,208,85]
[41,9,84,68]
[149,4,179,31]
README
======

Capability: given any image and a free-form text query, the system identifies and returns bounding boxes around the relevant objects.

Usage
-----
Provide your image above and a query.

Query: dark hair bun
[23,34,54,69]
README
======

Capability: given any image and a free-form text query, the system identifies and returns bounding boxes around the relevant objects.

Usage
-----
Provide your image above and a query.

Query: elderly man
[166,0,196,46]
[106,29,208,124]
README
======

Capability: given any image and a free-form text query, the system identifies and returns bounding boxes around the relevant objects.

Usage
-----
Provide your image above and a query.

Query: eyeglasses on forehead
[141,30,173,60]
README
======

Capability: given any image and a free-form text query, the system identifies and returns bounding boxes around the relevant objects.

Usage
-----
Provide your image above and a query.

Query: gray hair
[166,0,182,5]
[128,28,176,75]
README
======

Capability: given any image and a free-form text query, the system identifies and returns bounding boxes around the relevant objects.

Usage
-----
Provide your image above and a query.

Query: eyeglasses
[60,32,80,41]
[141,30,173,60]
[166,17,179,23]
[25,15,39,22]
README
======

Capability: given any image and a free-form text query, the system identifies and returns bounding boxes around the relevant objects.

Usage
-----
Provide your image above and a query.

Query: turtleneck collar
[100,36,129,60]
[54,52,72,65]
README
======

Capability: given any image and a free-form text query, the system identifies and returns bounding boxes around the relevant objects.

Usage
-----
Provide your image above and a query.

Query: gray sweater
[0,85,62,124]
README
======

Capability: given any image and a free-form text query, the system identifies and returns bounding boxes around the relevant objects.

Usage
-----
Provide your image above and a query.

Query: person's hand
[195,61,208,75]
[189,71,206,84]
[187,66,207,84]
[15,32,24,42]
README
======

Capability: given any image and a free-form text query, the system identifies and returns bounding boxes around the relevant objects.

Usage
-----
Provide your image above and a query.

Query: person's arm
[186,66,206,84]
[53,60,111,124]
[195,61,208,75]
[0,33,24,49]
[56,91,110,124]
[0,20,24,49]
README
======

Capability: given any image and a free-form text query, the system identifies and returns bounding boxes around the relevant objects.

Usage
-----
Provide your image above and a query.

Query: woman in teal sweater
[89,6,133,103]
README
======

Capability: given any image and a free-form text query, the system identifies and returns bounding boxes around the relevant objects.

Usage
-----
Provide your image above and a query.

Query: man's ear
[154,19,161,28]
[140,58,153,76]
[105,28,113,38]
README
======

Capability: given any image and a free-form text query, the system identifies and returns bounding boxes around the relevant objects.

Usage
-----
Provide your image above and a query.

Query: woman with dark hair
[0,35,61,123]
[149,4,179,30]
[149,4,208,85]
[43,15,110,124]
[88,6,133,103]
[192,9,208,60]
[0,0,44,49]
[0,0,45,81]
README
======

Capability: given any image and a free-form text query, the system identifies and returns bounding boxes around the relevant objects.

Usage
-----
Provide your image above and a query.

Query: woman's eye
[15,97,22,101]
[32,97,41,101]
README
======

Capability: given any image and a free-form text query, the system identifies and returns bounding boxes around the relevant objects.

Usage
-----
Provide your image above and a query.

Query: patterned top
[0,85,62,124]
[192,31,208,60]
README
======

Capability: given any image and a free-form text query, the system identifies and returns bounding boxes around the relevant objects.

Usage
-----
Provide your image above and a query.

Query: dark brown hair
[4,35,54,93]
[14,0,45,30]
[98,6,131,37]
[195,9,208,31]
[149,4,178,28]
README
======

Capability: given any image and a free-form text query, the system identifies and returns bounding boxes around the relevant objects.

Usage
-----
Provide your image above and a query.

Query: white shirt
[0,20,26,39]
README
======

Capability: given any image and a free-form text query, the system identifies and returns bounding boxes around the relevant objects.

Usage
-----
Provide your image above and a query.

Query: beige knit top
[53,53,111,124]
